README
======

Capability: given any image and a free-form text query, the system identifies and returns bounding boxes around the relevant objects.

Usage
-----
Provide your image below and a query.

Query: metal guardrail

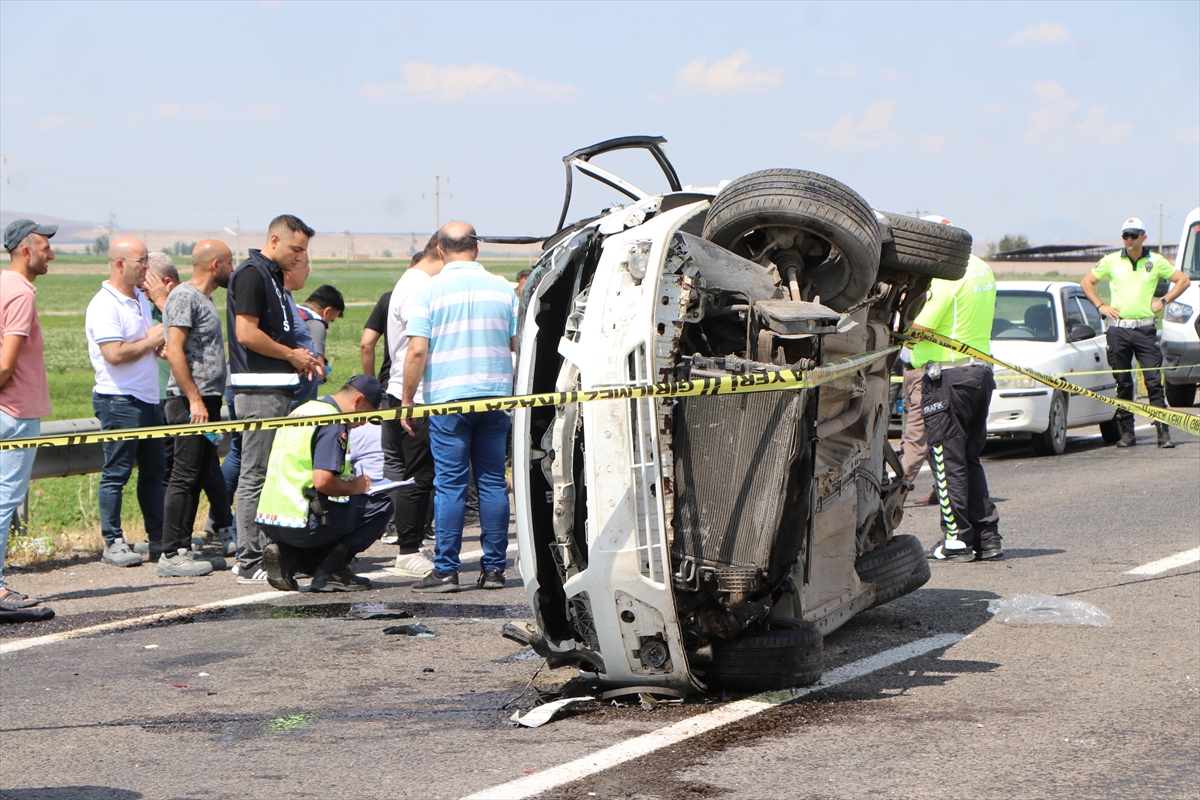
[31,415,233,481]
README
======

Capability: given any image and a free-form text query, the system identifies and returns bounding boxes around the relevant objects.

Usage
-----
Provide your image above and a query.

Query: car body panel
[1162,208,1200,387]
[988,281,1116,436]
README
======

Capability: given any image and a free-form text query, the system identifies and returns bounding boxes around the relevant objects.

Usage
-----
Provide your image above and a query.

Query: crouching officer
[256,375,393,591]
[1082,217,1191,449]
[911,250,1002,562]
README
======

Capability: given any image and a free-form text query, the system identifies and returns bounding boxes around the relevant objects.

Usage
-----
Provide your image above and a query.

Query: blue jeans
[0,411,40,591]
[93,393,166,546]
[428,410,511,574]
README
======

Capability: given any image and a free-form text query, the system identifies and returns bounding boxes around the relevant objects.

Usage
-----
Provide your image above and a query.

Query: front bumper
[1160,335,1200,385]
[987,389,1051,434]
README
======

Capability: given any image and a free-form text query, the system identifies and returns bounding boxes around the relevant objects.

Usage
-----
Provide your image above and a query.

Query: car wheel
[1165,381,1197,408]
[878,212,973,281]
[854,534,931,610]
[1098,415,1122,443]
[1031,390,1068,456]
[701,169,881,311]
[704,619,823,692]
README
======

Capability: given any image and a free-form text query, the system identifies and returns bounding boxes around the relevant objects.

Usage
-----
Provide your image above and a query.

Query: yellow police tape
[0,347,898,451]
[908,329,1200,436]
[3,330,1196,451]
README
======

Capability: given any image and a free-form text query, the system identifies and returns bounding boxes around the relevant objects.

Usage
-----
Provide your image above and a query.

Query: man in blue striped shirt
[402,221,518,593]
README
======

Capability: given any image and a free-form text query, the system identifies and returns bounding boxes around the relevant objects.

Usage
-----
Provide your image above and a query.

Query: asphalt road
[1,421,1196,800]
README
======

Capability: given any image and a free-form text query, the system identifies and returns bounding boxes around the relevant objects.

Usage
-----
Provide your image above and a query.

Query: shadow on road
[1001,548,1067,559]
[41,584,169,603]
[0,789,143,799]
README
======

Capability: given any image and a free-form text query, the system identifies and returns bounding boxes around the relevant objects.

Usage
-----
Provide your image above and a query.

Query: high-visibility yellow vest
[255,399,353,528]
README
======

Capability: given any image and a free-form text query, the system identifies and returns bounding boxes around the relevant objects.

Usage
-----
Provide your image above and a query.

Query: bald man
[157,240,234,577]
[85,236,168,567]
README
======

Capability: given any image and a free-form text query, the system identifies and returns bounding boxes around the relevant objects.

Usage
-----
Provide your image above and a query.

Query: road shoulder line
[1125,546,1200,575]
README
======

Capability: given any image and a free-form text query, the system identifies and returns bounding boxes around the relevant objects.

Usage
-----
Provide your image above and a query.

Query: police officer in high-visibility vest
[911,241,1002,563]
[1082,217,1191,449]
[256,374,393,592]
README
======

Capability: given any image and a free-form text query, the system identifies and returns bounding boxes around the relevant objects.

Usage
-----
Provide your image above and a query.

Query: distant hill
[0,211,112,244]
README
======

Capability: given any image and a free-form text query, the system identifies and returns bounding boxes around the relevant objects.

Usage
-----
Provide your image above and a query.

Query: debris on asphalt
[510,696,594,727]
[988,594,1113,627]
[356,610,414,620]
[598,685,686,702]
[143,645,159,649]
[383,623,436,636]
[171,684,187,689]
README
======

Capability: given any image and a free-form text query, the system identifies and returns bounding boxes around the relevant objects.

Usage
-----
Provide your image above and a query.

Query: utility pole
[424,175,451,231]
[909,208,926,219]
[343,230,353,264]
[0,153,8,185]
[1152,203,1167,252]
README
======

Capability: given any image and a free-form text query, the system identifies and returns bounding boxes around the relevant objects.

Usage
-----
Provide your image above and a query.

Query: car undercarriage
[508,137,972,692]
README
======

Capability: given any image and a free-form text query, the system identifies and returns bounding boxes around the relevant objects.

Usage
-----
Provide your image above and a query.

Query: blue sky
[1,0,1197,246]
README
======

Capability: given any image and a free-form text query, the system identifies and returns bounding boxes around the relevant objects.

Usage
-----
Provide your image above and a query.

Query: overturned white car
[508,137,971,693]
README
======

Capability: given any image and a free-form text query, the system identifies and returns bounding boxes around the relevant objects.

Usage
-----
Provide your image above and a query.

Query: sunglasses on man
[1121,231,1143,240]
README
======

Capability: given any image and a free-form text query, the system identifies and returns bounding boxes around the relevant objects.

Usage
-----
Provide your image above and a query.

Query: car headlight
[1165,302,1194,323]
[994,369,1037,389]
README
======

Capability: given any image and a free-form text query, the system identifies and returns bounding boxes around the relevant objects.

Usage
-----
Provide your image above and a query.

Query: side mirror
[1068,324,1097,342]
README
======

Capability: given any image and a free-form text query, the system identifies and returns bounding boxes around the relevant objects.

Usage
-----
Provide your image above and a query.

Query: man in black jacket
[226,214,320,583]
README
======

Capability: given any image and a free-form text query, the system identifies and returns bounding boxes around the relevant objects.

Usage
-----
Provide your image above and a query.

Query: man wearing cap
[256,375,393,592]
[1082,218,1191,448]
[0,220,57,610]
[85,236,168,568]
[911,238,1002,563]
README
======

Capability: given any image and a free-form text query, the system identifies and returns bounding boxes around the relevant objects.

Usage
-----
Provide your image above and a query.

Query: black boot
[309,543,371,592]
[263,542,300,592]
[1156,422,1175,449]
[1116,416,1136,447]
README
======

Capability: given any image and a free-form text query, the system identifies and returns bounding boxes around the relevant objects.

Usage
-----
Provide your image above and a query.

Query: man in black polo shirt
[226,214,320,583]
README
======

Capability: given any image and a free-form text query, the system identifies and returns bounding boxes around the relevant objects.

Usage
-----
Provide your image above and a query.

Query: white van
[1162,207,1200,406]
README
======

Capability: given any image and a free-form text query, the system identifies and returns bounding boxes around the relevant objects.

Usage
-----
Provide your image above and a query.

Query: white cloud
[359,62,578,103]
[1003,22,1076,48]
[815,61,863,78]
[1075,107,1131,145]
[1173,126,1200,145]
[675,51,782,96]
[260,0,284,10]
[152,102,221,120]
[246,103,286,123]
[880,67,908,81]
[1023,81,1078,143]
[25,115,93,133]
[917,133,949,153]
[814,99,900,149]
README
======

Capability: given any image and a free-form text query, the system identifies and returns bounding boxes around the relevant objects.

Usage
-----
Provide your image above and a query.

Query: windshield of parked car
[992,291,1057,342]
[1180,221,1199,280]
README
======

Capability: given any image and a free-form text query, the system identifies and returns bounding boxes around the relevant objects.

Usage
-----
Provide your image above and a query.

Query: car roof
[995,280,1082,293]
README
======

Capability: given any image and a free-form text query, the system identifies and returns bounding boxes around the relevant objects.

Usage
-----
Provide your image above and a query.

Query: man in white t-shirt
[383,238,444,577]
[85,236,167,568]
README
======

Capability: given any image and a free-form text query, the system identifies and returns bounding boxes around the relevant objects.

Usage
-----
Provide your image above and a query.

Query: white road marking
[1125,547,1200,576]
[463,633,965,800]
[0,543,522,656]
[0,589,282,655]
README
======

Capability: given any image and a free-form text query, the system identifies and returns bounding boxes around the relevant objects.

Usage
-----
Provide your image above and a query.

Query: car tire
[701,169,881,311]
[1165,381,1197,408]
[878,212,973,281]
[1098,415,1123,443]
[1031,391,1068,456]
[854,534,931,610]
[705,619,823,692]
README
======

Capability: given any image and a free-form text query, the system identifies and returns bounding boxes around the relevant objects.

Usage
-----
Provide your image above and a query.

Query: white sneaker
[235,564,269,584]
[394,551,435,578]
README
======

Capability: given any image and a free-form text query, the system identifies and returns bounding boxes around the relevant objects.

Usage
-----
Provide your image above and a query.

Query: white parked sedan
[988,281,1120,455]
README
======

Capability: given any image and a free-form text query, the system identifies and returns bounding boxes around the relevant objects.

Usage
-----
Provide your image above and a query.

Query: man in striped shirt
[401,221,518,593]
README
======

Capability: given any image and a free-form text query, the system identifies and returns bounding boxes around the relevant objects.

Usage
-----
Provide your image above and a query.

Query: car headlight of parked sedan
[994,368,1038,390]
[1164,302,1193,324]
